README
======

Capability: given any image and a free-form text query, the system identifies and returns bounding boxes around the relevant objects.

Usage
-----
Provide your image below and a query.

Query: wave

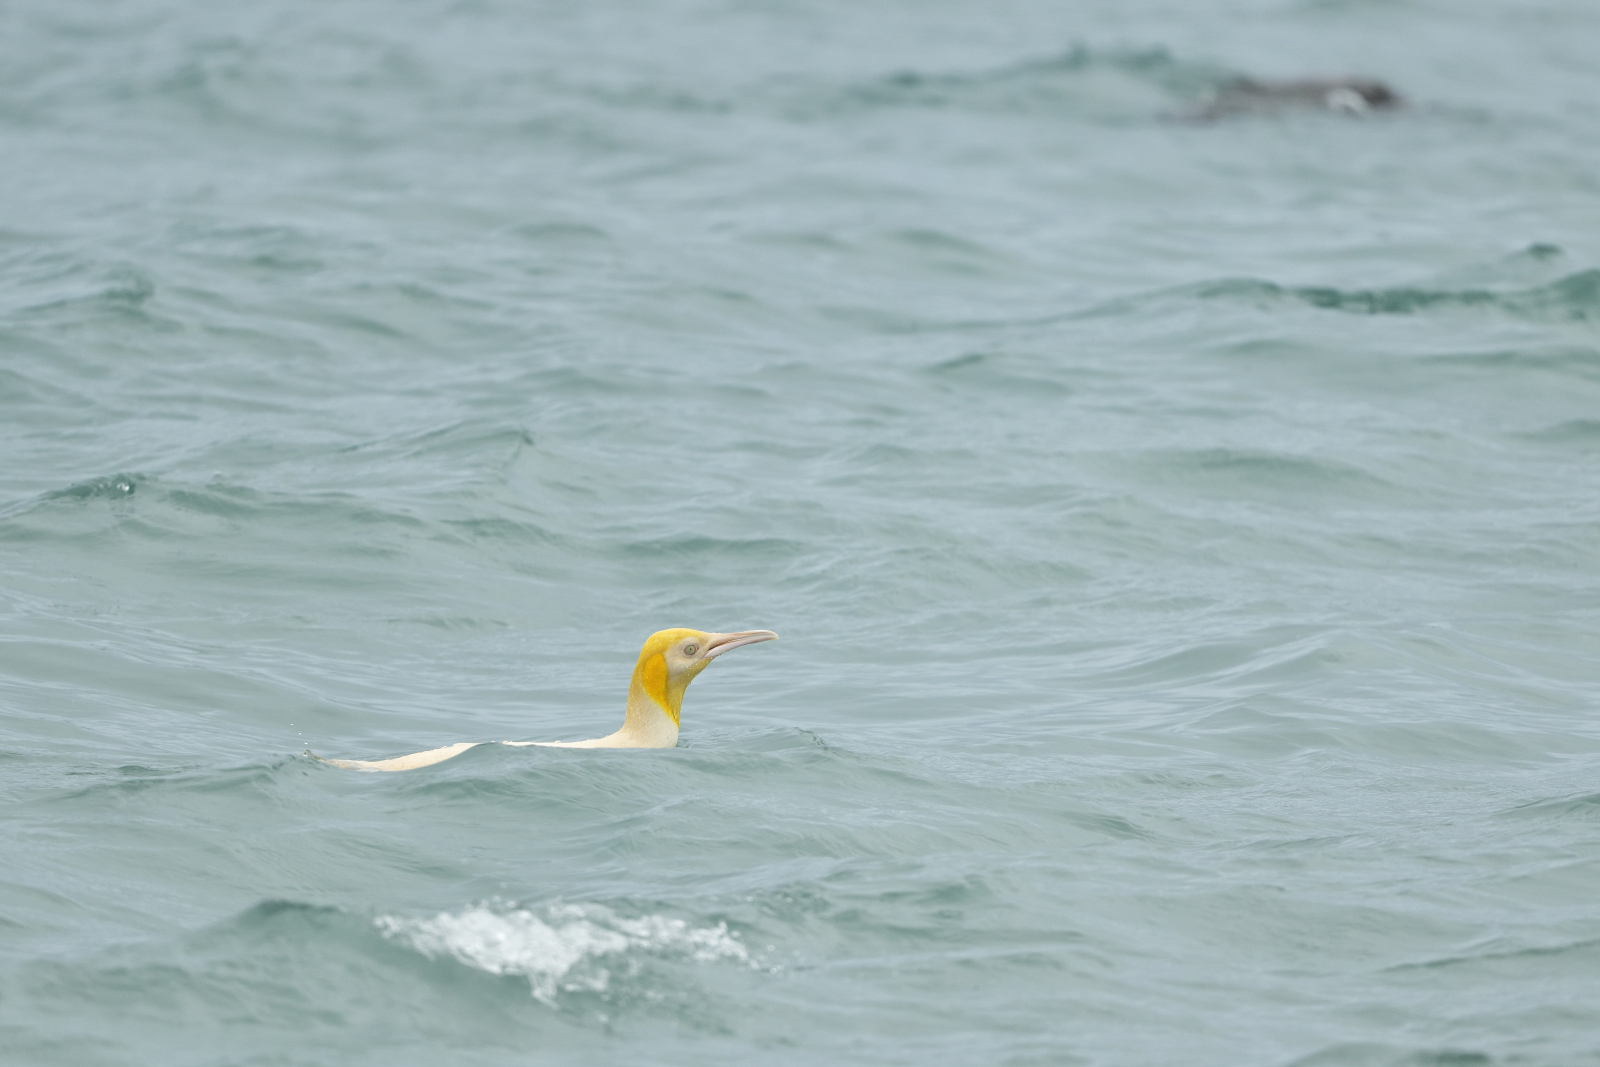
[1287,1043,1493,1067]
[0,461,547,546]
[1123,446,1400,502]
[13,896,761,1053]
[802,46,1233,121]
[1499,790,1600,821]
[1518,418,1600,446]
[1384,935,1600,974]
[1084,269,1600,326]
[375,902,752,1003]
[0,252,165,327]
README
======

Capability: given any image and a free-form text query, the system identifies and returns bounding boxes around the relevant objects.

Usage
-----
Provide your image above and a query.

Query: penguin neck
[617,661,684,747]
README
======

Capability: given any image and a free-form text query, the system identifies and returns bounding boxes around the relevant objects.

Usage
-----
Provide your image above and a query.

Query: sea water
[3,1,1599,1064]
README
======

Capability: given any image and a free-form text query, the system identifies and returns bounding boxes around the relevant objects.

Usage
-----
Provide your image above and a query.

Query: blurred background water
[3,1,1599,1064]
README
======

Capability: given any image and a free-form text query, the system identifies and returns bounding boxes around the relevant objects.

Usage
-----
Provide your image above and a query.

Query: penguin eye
[684,643,698,656]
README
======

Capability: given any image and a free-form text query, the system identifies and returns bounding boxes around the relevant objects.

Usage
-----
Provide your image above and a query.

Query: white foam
[375,902,749,1002]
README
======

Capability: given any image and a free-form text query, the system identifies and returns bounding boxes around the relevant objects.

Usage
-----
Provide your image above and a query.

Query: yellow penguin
[314,628,777,771]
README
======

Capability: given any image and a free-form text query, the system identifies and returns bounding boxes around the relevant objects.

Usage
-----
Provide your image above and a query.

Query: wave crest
[375,903,750,1002]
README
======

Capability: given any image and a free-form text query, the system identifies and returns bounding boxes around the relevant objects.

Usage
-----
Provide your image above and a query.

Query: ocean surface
[3,1,1599,1064]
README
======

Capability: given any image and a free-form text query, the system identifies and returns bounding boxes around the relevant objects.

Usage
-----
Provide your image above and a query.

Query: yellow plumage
[314,628,777,771]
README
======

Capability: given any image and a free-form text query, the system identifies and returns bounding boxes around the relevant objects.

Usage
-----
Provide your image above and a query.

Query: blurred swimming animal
[314,628,778,771]
[1189,77,1401,120]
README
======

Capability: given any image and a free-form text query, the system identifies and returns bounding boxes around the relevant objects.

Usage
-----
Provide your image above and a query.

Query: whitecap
[375,903,749,1002]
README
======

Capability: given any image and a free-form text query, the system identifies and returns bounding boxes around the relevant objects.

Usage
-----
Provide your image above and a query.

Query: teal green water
[4,2,1600,1064]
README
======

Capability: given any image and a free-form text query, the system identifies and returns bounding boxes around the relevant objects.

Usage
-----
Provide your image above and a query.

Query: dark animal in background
[1189,77,1402,120]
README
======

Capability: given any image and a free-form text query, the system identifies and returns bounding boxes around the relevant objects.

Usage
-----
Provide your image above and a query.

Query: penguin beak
[702,630,779,660]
